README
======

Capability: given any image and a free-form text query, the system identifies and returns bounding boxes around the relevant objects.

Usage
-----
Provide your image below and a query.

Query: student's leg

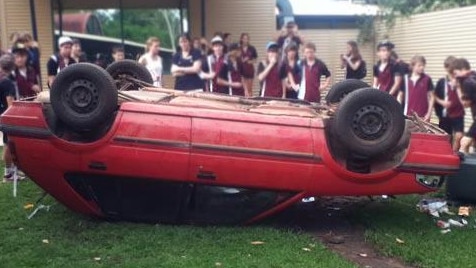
[452,117,465,152]
[2,133,13,181]
[244,78,253,97]
[460,121,475,153]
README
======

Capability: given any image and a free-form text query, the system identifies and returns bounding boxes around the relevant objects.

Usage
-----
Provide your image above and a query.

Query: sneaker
[3,167,14,183]
[16,169,26,181]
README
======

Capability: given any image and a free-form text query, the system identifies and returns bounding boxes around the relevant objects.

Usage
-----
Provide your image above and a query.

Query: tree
[94,9,181,50]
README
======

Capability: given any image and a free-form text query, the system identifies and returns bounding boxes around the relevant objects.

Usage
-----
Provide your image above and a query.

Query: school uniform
[172,48,203,91]
[297,59,331,103]
[241,45,258,79]
[46,54,76,87]
[434,77,465,134]
[403,73,433,117]
[203,54,226,93]
[218,59,245,96]
[345,56,363,80]
[281,60,301,99]
[373,60,402,96]
[460,72,476,139]
[0,74,16,144]
[257,61,286,98]
[13,67,39,98]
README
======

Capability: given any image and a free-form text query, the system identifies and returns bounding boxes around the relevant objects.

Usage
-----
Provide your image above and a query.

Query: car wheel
[106,60,153,90]
[50,63,118,132]
[325,79,369,104]
[333,88,405,157]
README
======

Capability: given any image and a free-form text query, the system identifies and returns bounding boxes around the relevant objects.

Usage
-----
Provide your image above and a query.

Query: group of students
[371,40,476,154]
[168,21,333,104]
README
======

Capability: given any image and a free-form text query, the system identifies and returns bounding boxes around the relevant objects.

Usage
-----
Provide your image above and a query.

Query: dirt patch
[266,196,415,268]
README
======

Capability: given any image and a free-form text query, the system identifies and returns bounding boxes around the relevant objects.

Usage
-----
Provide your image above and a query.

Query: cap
[58,36,73,47]
[0,54,15,72]
[286,21,297,28]
[11,43,28,54]
[266,41,279,51]
[377,40,395,50]
[211,36,223,45]
[228,43,240,51]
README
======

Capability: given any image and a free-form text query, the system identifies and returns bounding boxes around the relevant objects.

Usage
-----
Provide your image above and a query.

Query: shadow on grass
[0,180,355,268]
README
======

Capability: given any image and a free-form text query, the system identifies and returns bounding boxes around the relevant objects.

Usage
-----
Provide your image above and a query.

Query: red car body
[1,96,460,224]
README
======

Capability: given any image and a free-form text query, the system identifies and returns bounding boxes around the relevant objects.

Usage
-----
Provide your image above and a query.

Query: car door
[189,113,317,192]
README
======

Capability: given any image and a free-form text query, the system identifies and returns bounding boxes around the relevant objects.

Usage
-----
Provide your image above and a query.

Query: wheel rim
[352,105,389,140]
[64,79,99,114]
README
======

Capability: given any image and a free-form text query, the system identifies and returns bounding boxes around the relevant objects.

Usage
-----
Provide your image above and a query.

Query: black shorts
[439,117,464,135]
[465,122,476,139]
[2,131,7,144]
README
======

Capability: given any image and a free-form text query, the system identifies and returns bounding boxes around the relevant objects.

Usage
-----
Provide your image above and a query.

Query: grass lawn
[351,194,476,268]
[0,169,354,268]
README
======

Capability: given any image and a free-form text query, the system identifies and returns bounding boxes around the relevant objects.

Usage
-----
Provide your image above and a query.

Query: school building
[0,0,381,89]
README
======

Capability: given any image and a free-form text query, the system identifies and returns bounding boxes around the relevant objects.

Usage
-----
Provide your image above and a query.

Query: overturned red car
[0,62,460,224]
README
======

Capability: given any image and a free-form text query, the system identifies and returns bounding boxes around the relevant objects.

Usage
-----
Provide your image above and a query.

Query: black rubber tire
[50,63,118,131]
[333,88,405,157]
[325,79,370,104]
[106,60,153,89]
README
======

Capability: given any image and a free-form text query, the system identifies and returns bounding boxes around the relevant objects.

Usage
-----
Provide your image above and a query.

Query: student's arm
[46,58,58,88]
[246,46,258,65]
[424,78,435,121]
[138,55,146,65]
[6,96,14,107]
[320,61,332,90]
[216,64,230,87]
[434,79,450,107]
[389,74,403,96]
[178,60,201,74]
[346,58,362,71]
[257,60,277,82]
[372,65,379,88]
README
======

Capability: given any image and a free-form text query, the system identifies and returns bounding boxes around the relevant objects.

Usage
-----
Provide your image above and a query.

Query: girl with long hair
[138,37,163,87]
[239,33,258,97]
[341,40,364,80]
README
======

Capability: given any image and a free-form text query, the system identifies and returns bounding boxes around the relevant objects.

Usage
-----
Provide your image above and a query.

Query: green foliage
[94,9,181,49]
[0,177,354,267]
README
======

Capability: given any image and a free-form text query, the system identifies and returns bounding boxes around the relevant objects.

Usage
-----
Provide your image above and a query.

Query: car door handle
[197,170,216,180]
[88,161,107,171]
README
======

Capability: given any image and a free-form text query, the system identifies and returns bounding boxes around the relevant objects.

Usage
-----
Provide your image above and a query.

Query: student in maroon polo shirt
[257,42,286,98]
[217,43,245,96]
[297,42,331,103]
[201,36,226,93]
[434,56,465,152]
[240,33,258,97]
[12,43,40,99]
[451,58,476,153]
[281,42,300,99]
[402,55,434,121]
[372,40,402,99]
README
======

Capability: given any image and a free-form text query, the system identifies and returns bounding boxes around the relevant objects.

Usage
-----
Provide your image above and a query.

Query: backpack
[354,60,367,80]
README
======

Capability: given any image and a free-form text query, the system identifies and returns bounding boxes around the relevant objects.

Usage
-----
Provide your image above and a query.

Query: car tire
[50,63,118,131]
[325,79,369,104]
[106,60,153,90]
[333,88,405,157]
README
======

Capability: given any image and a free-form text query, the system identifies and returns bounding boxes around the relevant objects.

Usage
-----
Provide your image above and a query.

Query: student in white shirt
[138,37,163,87]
